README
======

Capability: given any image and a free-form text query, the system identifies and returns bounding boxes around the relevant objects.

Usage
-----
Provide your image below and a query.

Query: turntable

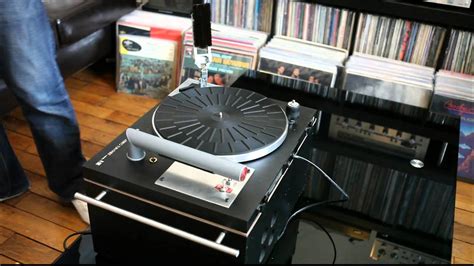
[76,79,319,263]
[75,4,319,264]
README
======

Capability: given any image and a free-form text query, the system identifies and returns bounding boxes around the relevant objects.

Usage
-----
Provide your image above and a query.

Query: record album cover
[459,114,474,182]
[431,93,474,182]
[258,57,336,87]
[180,45,254,86]
[118,35,177,99]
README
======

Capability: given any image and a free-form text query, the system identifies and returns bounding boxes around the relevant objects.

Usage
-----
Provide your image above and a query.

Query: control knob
[286,100,300,126]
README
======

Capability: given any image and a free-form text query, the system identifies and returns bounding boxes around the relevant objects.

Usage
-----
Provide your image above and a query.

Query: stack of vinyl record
[441,30,474,75]
[204,0,274,33]
[274,0,356,49]
[257,36,348,89]
[305,149,455,241]
[354,13,447,67]
[430,70,474,116]
[343,53,435,109]
[116,10,192,99]
[180,23,268,86]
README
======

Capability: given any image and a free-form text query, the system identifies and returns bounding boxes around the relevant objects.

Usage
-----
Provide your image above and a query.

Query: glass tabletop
[57,72,458,264]
[233,71,458,263]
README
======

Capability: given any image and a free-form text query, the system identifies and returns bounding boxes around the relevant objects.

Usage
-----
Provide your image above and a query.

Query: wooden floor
[453,181,474,264]
[0,65,159,264]
[0,65,472,264]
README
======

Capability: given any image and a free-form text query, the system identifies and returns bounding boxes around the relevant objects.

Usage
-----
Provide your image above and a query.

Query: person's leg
[0,123,30,201]
[0,1,85,201]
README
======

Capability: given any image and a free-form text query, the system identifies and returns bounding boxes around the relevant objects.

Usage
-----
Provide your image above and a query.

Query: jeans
[0,0,85,201]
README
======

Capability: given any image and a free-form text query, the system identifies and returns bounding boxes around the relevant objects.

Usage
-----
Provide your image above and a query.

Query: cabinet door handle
[75,192,240,257]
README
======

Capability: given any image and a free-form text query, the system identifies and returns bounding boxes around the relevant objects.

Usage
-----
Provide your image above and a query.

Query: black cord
[277,199,346,241]
[63,230,91,251]
[292,154,349,200]
[300,218,337,265]
[276,154,349,263]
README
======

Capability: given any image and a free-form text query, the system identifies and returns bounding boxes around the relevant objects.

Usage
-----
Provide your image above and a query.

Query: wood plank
[78,125,117,146]
[74,82,116,97]
[0,226,14,245]
[105,111,139,126]
[454,222,474,245]
[0,234,61,264]
[2,191,30,207]
[108,93,159,109]
[13,193,87,232]
[5,130,35,152]
[67,87,108,106]
[455,208,474,227]
[0,204,74,251]
[8,98,126,142]
[6,111,104,159]
[71,99,115,119]
[101,94,157,117]
[79,140,104,160]
[456,181,474,212]
[76,112,127,136]
[0,255,19,264]
[24,142,39,156]
[26,172,62,203]
[14,149,45,177]
[65,77,89,90]
[23,138,102,160]
[453,256,473,264]
[2,116,33,137]
[9,99,114,133]
[452,239,474,262]
[72,68,115,88]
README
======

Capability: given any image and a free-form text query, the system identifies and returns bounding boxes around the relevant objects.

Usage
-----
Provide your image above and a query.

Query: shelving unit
[291,0,473,70]
[301,208,453,260]
[309,136,457,185]
[234,72,460,144]
[300,0,474,32]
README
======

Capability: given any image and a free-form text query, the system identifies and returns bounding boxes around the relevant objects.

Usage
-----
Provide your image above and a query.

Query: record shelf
[310,135,457,185]
[234,71,459,182]
[234,72,459,144]
[300,207,453,260]
[300,0,474,32]
[295,0,473,71]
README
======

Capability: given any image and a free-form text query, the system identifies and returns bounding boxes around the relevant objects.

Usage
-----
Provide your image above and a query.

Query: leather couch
[0,0,137,116]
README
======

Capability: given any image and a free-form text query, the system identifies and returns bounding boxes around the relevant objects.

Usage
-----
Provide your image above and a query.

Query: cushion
[44,0,136,46]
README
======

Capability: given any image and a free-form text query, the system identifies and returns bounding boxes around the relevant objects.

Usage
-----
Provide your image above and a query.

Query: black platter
[152,86,288,162]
